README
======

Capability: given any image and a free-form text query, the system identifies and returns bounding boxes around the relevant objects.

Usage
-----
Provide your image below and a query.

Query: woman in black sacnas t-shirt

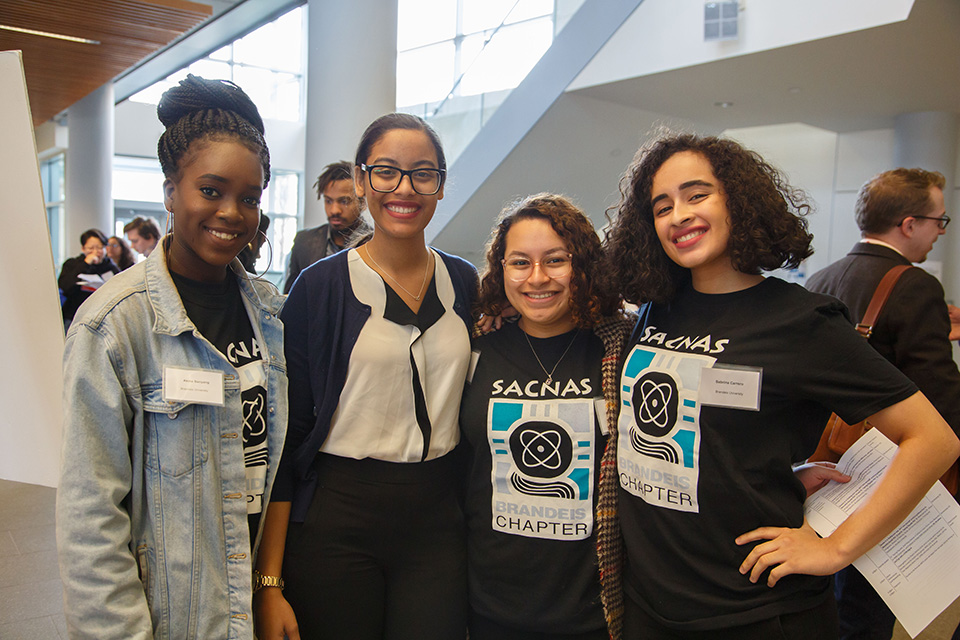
[463,193,634,640]
[603,133,959,639]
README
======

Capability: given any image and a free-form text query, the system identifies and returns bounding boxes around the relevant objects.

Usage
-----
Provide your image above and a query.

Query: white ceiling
[572,0,960,134]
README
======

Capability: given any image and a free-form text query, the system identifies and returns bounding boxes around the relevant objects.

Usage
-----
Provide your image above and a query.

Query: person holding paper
[57,75,286,639]
[57,228,119,330]
[807,167,960,640]
[603,133,959,638]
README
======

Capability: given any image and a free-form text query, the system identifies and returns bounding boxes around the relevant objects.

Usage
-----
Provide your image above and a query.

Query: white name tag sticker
[595,397,609,435]
[162,366,225,406]
[699,365,762,411]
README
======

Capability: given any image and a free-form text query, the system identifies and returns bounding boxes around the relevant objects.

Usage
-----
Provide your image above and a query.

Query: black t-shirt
[170,270,268,542]
[58,255,120,321]
[617,278,917,630]
[461,322,607,633]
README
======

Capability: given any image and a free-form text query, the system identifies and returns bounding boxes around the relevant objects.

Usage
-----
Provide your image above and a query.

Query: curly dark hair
[476,193,619,328]
[604,133,813,304]
[157,74,271,187]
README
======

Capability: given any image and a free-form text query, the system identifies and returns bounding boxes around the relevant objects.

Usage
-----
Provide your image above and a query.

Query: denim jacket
[56,247,287,640]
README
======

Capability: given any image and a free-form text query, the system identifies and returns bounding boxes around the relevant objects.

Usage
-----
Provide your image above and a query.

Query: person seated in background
[105,235,135,271]
[58,228,119,330]
[123,215,160,258]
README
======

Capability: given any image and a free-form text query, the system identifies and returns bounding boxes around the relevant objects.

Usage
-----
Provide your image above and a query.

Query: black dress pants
[283,453,467,640]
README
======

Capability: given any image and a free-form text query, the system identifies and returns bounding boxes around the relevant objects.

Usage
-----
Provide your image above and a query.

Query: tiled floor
[1,477,958,639]
[0,479,66,640]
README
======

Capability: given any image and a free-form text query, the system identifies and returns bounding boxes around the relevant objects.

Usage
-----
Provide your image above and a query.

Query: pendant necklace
[365,244,431,301]
[524,328,580,385]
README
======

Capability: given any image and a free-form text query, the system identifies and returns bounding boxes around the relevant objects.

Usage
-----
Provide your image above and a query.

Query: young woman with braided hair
[57,75,287,639]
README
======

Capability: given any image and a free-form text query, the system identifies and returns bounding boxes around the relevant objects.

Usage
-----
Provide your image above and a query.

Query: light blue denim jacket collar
[144,245,284,337]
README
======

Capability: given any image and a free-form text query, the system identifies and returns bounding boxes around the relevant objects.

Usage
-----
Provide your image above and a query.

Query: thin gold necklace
[523,328,580,385]
[364,244,431,301]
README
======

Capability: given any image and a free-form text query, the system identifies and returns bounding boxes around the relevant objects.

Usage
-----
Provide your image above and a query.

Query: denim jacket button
[167,412,178,419]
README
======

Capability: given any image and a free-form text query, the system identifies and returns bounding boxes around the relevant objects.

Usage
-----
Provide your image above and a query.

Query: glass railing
[398,0,586,165]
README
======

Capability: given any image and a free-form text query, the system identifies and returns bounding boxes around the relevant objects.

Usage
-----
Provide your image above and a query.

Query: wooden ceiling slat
[0,0,213,125]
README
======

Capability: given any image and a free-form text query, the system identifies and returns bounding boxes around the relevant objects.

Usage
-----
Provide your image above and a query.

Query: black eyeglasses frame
[899,214,951,230]
[360,164,445,196]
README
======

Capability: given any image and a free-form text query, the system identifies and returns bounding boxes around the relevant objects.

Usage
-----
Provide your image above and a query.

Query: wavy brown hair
[604,133,814,304]
[477,193,619,328]
[855,168,945,234]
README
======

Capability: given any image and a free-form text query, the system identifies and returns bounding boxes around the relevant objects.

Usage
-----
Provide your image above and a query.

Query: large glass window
[256,170,300,286]
[40,154,65,266]
[113,156,164,204]
[396,0,555,109]
[129,7,305,122]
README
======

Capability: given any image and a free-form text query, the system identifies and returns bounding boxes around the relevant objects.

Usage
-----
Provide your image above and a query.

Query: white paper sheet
[804,429,960,638]
[76,271,113,289]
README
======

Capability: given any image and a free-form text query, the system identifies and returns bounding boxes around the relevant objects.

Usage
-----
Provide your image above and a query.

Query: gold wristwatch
[252,569,284,594]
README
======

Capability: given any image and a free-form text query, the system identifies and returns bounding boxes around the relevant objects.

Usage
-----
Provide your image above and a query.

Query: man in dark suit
[283,161,371,293]
[807,168,960,640]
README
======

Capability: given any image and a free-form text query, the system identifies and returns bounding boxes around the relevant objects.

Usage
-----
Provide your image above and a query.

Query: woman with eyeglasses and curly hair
[603,132,958,639]
[462,193,634,640]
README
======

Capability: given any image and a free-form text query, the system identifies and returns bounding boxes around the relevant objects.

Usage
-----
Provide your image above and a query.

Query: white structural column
[303,0,397,228]
[65,83,115,246]
[894,111,959,300]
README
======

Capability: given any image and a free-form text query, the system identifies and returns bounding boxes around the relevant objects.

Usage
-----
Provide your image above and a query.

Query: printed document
[804,429,960,638]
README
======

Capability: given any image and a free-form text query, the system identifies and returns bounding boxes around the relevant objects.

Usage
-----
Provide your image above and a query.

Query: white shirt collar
[860,237,906,258]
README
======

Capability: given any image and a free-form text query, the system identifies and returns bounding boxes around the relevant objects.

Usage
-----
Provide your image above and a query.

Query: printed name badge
[162,366,225,406]
[698,364,762,411]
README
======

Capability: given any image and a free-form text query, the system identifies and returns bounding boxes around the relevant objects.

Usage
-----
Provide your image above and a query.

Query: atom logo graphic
[639,379,672,427]
[242,393,267,445]
[520,430,563,470]
[632,371,678,438]
[509,420,572,478]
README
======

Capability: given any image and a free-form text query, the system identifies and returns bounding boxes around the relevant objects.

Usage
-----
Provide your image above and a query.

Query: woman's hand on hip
[735,519,845,587]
